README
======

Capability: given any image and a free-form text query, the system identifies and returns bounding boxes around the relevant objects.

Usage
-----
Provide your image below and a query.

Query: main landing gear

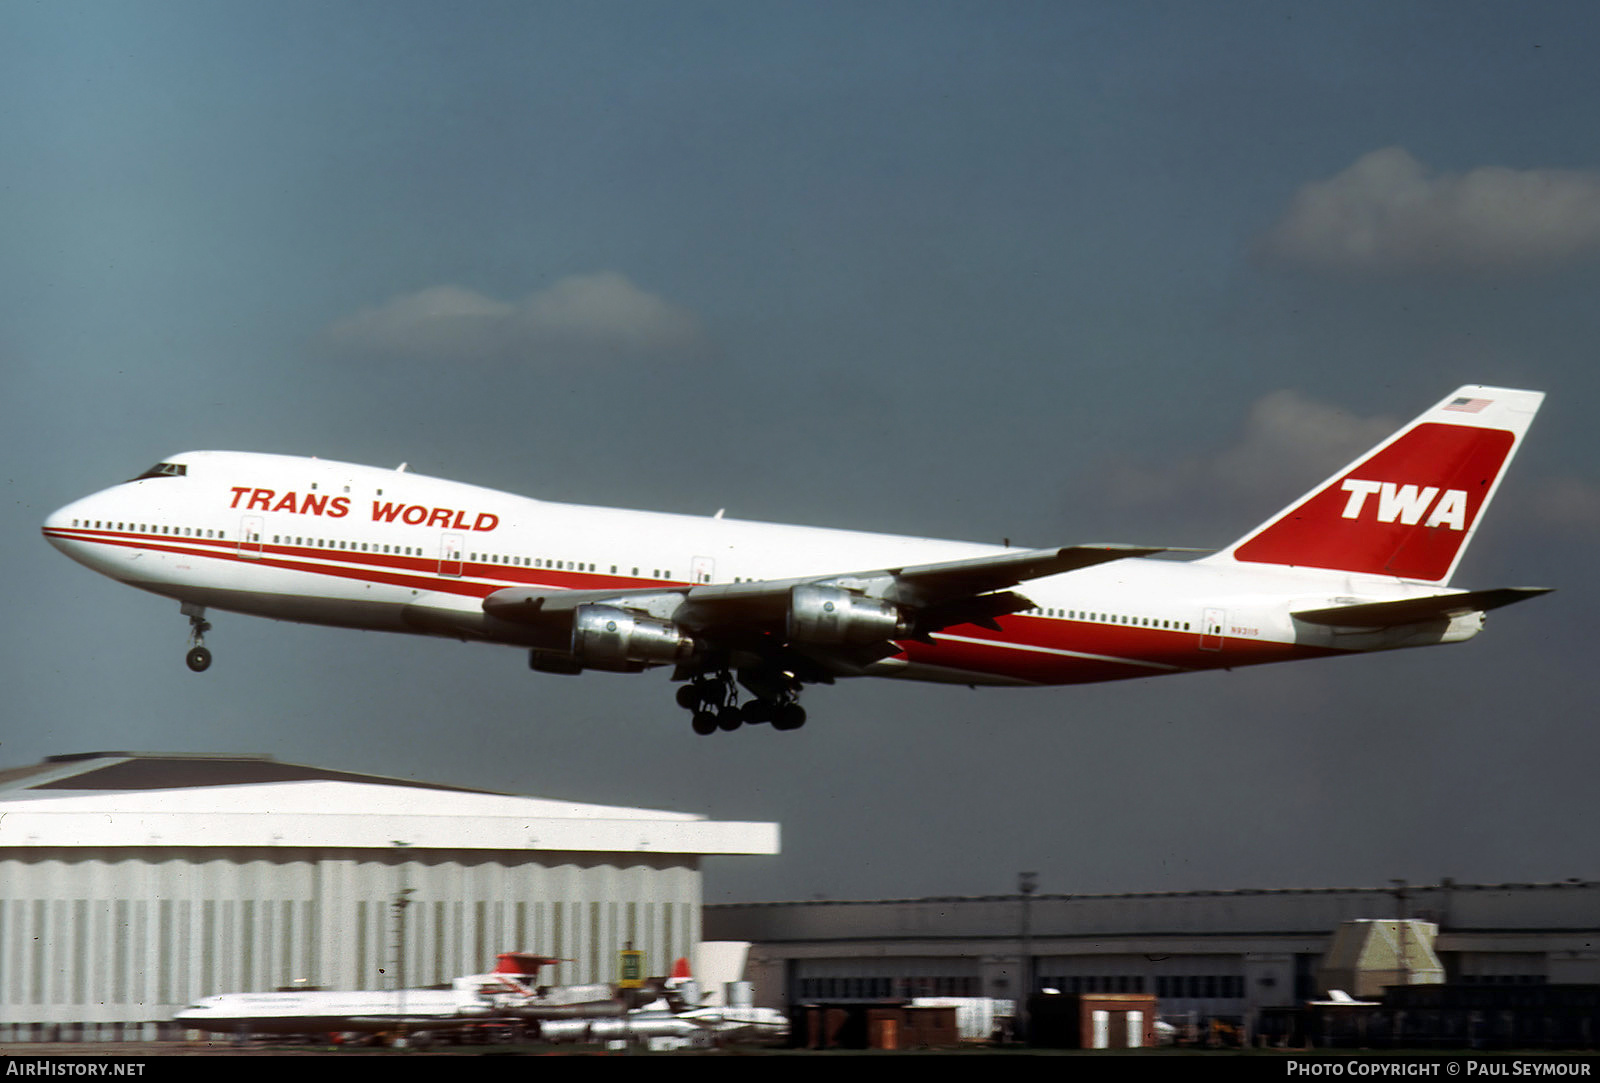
[675,670,807,736]
[182,603,212,672]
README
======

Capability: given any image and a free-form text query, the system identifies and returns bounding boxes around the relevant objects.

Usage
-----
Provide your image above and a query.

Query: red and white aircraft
[43,385,1548,735]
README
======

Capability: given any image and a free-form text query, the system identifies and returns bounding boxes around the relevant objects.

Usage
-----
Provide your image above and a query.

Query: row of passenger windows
[276,535,424,557]
[77,519,225,540]
[263,535,676,579]
[466,554,673,579]
[73,519,683,581]
[1027,607,1192,632]
[278,536,677,580]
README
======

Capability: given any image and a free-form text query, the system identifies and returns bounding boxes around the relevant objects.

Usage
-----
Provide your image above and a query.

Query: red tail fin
[1210,386,1543,584]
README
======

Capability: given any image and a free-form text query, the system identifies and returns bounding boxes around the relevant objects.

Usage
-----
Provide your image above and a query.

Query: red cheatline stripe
[43,528,1348,673]
[42,527,662,599]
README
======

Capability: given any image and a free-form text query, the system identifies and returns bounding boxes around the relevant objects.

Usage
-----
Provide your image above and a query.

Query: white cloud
[325,273,708,362]
[1257,147,1600,273]
[1208,389,1399,498]
[1104,389,1398,512]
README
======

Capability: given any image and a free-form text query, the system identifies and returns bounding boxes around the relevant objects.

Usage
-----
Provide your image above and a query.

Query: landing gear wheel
[182,604,213,673]
[716,705,743,732]
[773,703,807,731]
[675,684,702,711]
[691,711,718,736]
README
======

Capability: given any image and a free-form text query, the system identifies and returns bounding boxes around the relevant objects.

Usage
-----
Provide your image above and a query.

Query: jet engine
[787,584,911,646]
[571,604,697,670]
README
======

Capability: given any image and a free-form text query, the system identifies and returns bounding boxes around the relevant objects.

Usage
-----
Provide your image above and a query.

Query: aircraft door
[439,533,464,577]
[1200,607,1225,651]
[238,516,264,560]
[691,555,715,584]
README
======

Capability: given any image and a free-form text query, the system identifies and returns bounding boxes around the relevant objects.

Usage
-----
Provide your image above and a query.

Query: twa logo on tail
[1218,386,1542,584]
[1338,480,1468,531]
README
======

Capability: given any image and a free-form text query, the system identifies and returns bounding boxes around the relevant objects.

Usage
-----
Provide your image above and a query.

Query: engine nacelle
[788,584,911,646]
[572,605,696,670]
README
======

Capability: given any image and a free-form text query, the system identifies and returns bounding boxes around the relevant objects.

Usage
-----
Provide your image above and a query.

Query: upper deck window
[128,462,187,482]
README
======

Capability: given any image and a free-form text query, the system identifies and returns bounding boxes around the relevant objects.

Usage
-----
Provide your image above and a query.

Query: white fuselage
[43,451,1478,688]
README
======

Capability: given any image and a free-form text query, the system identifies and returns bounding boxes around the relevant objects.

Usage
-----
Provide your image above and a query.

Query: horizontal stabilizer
[1293,587,1551,628]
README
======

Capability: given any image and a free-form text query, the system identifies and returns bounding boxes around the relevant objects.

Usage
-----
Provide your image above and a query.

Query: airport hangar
[705,881,1600,1027]
[3,752,1594,1043]
[0,751,779,1042]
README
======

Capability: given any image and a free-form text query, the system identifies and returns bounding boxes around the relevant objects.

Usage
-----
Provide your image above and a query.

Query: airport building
[4,749,1593,1045]
[0,752,779,1042]
[707,881,1600,1029]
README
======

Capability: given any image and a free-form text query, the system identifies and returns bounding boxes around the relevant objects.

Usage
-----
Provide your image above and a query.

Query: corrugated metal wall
[0,846,700,1039]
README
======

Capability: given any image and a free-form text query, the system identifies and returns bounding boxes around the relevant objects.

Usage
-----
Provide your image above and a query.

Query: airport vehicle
[537,1004,789,1045]
[43,386,1548,735]
[526,954,788,1044]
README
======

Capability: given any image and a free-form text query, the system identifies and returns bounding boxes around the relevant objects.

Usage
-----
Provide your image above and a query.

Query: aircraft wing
[1292,587,1552,628]
[482,543,1176,642]
[872,543,1179,603]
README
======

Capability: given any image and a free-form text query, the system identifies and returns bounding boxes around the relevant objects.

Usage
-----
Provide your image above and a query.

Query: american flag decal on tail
[1444,396,1492,413]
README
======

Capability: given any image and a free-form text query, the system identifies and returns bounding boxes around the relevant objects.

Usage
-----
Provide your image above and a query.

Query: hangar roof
[0,752,779,856]
[0,750,499,793]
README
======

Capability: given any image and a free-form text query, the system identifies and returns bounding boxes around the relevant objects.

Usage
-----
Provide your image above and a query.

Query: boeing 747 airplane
[43,386,1548,735]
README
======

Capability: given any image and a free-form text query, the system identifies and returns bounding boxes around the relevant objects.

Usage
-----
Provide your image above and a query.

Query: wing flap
[482,587,689,623]
[1293,587,1551,628]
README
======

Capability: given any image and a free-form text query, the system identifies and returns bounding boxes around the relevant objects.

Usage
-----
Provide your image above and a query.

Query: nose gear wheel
[182,604,213,672]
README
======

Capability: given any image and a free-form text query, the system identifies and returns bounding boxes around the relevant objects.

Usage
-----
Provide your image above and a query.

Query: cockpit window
[127,462,188,482]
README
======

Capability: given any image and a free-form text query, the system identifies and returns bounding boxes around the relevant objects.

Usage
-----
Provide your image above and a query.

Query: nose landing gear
[182,603,212,672]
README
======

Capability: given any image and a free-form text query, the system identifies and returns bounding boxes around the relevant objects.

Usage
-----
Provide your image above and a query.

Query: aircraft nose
[42,494,110,564]
[41,500,82,550]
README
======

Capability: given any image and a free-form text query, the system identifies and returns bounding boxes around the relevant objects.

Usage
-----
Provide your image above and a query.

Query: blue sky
[5,2,1599,908]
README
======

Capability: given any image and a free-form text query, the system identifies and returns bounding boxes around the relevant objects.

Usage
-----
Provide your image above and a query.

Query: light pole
[392,840,413,1046]
[1018,871,1038,1042]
